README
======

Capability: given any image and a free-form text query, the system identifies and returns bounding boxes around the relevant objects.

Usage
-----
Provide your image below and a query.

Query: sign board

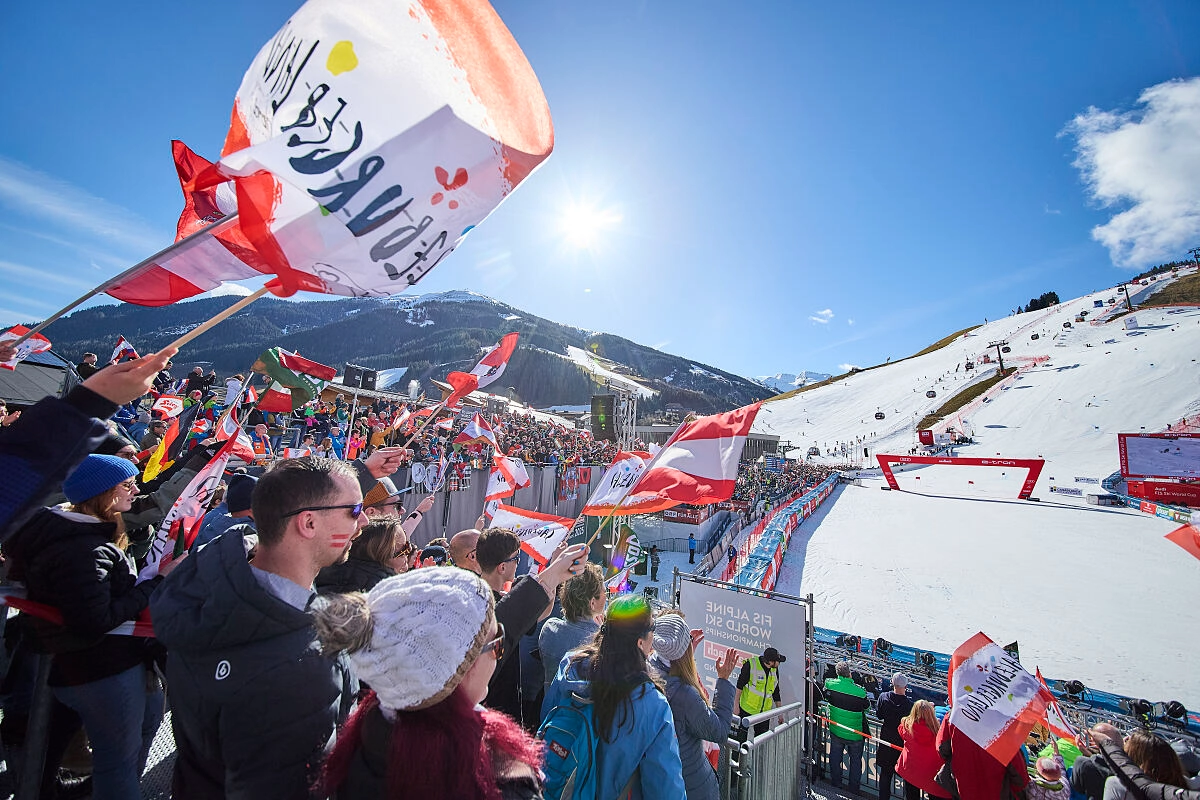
[677,578,806,709]
[1118,433,1200,480]
[663,505,713,524]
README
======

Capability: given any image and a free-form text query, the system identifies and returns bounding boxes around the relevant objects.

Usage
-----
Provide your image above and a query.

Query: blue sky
[2,1,1198,380]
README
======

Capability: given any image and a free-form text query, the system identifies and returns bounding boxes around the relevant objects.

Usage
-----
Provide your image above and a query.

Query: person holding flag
[3,454,187,800]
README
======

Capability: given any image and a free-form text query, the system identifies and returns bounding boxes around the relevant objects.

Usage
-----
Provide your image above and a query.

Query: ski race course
[756,274,1200,708]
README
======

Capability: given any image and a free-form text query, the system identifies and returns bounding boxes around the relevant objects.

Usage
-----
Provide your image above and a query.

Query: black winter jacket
[4,506,160,686]
[315,556,393,595]
[486,576,552,724]
[151,530,357,800]
[0,386,116,541]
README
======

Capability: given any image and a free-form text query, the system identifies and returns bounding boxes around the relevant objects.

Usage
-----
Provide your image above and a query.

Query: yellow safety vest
[740,656,778,715]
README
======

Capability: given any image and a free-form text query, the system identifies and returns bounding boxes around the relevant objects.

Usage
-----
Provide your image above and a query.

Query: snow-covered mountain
[755,371,833,393]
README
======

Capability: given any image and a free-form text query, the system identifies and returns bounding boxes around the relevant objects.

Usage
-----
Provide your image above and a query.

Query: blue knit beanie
[63,454,140,504]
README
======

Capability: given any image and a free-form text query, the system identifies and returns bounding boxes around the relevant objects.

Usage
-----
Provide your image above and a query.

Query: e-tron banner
[677,577,806,708]
[875,454,1045,500]
[1118,433,1200,479]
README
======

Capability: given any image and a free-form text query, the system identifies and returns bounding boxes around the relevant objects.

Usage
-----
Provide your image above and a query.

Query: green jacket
[823,675,869,741]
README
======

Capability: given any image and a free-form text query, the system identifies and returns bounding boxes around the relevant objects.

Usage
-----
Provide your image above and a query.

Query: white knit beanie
[350,569,495,712]
[653,613,692,663]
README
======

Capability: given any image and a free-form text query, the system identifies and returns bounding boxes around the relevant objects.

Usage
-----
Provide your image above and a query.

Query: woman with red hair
[313,568,543,799]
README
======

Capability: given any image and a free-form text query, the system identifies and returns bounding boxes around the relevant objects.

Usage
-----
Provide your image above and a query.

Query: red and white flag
[487,504,574,565]
[1035,668,1078,742]
[110,336,140,363]
[151,395,186,419]
[151,0,553,305]
[138,435,240,582]
[433,417,455,432]
[283,447,314,458]
[485,455,530,502]
[257,381,296,413]
[581,451,654,516]
[1165,522,1200,562]
[454,413,498,449]
[0,325,52,371]
[605,567,632,594]
[946,632,1054,765]
[390,405,412,431]
[470,332,520,388]
[620,403,761,514]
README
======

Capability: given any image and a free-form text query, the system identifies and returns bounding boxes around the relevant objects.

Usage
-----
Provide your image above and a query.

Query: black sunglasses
[281,502,364,519]
[483,623,506,661]
[393,542,415,558]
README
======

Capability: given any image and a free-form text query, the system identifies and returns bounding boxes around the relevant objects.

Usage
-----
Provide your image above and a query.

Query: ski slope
[762,274,1200,706]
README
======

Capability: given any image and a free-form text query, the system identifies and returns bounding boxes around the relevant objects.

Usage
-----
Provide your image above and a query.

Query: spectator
[151,457,365,799]
[876,672,914,800]
[543,594,686,799]
[316,516,405,594]
[153,359,174,393]
[184,366,216,396]
[448,528,481,574]
[1028,737,1071,800]
[538,563,605,689]
[727,544,737,565]
[648,544,661,581]
[688,533,696,564]
[1103,730,1188,800]
[191,473,257,551]
[249,424,272,460]
[76,352,100,379]
[1073,724,1123,800]
[936,711,1028,800]
[1096,737,1200,800]
[651,613,737,800]
[314,569,544,799]
[4,454,183,800]
[140,419,168,451]
[736,647,785,737]
[824,660,870,794]
[897,700,950,799]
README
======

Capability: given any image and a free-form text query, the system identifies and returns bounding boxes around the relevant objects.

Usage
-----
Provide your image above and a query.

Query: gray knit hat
[349,569,495,711]
[652,613,692,663]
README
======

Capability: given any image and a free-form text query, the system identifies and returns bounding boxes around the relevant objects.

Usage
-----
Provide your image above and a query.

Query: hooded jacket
[542,655,685,800]
[660,663,735,800]
[4,506,160,687]
[151,529,356,800]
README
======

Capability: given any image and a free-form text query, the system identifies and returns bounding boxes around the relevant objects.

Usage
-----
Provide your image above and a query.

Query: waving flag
[390,405,412,431]
[485,455,530,502]
[151,395,186,419]
[1165,522,1200,562]
[619,404,761,514]
[251,348,336,411]
[605,567,632,594]
[139,435,240,582]
[1035,668,1078,742]
[168,0,553,303]
[581,451,653,516]
[142,417,180,482]
[487,504,574,565]
[454,413,498,449]
[110,336,140,363]
[283,446,314,458]
[946,632,1053,765]
[444,370,481,409]
[0,325,52,371]
[213,376,256,463]
[470,332,520,388]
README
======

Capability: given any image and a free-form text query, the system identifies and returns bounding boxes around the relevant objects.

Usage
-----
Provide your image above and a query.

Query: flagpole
[11,213,241,346]
[398,401,448,450]
[162,287,270,351]
[344,391,359,460]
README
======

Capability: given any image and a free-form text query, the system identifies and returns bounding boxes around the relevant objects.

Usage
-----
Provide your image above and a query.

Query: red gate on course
[875,454,1045,500]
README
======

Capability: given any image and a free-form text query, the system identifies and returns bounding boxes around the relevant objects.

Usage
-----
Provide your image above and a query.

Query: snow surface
[565,345,658,398]
[759,279,1200,706]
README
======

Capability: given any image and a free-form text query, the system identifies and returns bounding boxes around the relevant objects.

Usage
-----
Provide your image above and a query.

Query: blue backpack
[537,691,598,800]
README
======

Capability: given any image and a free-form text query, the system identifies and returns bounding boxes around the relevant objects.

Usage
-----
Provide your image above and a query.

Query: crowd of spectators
[732,460,841,505]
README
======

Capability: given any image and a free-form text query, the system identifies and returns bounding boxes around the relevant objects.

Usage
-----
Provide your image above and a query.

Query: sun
[559,202,622,250]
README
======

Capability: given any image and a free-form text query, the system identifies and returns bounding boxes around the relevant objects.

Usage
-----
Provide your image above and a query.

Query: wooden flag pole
[11,213,241,346]
[398,401,449,450]
[162,287,270,351]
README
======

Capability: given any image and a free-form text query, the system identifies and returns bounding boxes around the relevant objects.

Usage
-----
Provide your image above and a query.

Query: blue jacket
[661,667,735,800]
[543,656,685,800]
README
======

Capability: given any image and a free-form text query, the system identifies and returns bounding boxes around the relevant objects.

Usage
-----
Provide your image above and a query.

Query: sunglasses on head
[281,502,364,519]
[483,623,506,661]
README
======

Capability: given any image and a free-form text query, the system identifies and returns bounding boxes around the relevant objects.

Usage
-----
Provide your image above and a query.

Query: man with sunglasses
[152,457,367,800]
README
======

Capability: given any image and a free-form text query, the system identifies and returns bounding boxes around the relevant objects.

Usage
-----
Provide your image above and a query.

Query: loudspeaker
[343,364,362,388]
[361,369,377,391]
[591,395,616,441]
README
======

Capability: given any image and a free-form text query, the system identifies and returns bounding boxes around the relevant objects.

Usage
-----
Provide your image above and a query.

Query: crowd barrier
[719,701,807,800]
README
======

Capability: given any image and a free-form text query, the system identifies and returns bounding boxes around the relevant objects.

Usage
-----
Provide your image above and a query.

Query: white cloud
[847,318,855,326]
[809,308,834,324]
[1063,77,1200,268]
[0,156,164,256]
[1043,204,1061,215]
[838,363,860,372]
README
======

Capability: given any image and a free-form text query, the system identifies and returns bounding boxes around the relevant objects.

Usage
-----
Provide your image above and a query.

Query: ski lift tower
[987,340,1010,372]
[603,379,638,451]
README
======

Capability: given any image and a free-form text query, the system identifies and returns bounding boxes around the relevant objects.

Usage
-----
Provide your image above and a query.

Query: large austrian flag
[621,404,761,513]
[946,632,1053,765]
[485,455,531,501]
[487,505,573,565]
[470,332,520,388]
[454,413,498,449]
[581,451,653,516]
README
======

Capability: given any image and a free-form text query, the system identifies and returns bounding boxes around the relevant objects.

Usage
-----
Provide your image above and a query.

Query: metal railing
[719,701,808,800]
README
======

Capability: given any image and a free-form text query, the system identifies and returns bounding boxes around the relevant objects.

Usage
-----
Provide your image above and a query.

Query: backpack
[537,691,599,800]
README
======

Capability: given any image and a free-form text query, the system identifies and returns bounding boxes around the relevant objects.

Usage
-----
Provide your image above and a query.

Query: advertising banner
[663,505,713,524]
[677,578,806,708]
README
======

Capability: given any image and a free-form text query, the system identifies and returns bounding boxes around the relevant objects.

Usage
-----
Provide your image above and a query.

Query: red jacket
[896,720,951,798]
[936,718,1029,800]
